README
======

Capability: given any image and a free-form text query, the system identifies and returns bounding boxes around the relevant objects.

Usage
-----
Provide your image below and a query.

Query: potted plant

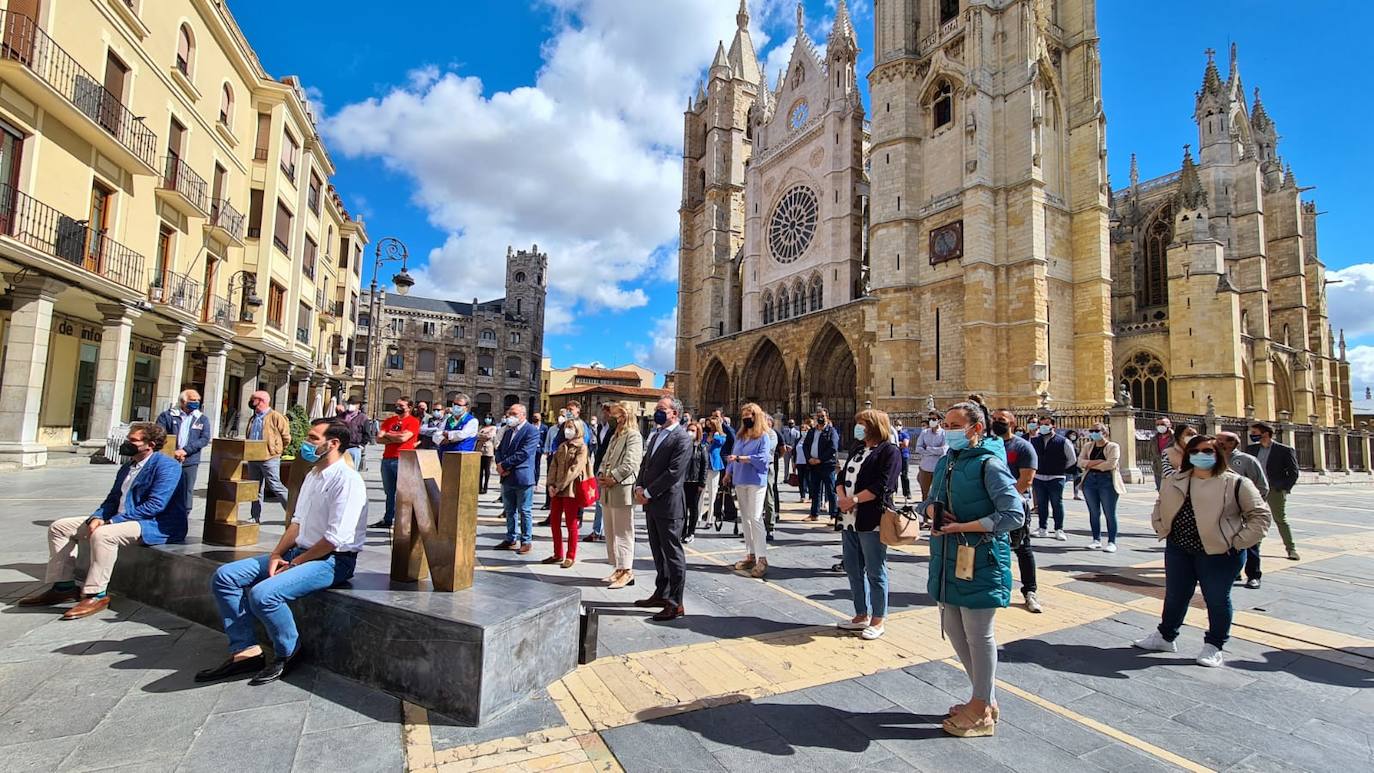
[282,404,310,460]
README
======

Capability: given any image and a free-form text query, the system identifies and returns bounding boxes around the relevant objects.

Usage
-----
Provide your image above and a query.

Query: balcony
[0,183,145,291]
[204,198,245,246]
[201,293,234,330]
[0,11,158,175]
[156,155,209,217]
[477,338,498,349]
[147,268,202,317]
[295,327,311,345]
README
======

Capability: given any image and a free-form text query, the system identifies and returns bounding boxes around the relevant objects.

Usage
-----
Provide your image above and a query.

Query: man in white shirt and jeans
[197,418,367,686]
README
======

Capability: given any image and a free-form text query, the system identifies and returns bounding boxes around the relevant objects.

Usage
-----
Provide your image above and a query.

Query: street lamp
[227,270,262,322]
[362,236,413,412]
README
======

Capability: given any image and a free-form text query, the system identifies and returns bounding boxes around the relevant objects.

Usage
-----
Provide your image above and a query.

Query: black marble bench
[109,538,581,725]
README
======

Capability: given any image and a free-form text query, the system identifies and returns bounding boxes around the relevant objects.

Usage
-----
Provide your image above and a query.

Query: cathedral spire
[829,0,857,47]
[1283,164,1297,188]
[736,0,749,30]
[796,0,805,39]
[1178,145,1208,210]
[1129,153,1139,189]
[726,0,761,84]
[1228,42,1240,86]
[1250,87,1272,131]
[1200,48,1223,96]
[1340,329,1348,361]
[712,41,729,70]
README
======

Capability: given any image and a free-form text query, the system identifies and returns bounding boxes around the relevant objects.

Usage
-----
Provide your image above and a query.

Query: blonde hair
[606,402,633,435]
[854,408,893,444]
[737,402,766,440]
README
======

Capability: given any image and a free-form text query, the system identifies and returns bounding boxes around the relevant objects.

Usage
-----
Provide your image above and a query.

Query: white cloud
[323,0,754,317]
[1327,263,1374,341]
[631,308,679,379]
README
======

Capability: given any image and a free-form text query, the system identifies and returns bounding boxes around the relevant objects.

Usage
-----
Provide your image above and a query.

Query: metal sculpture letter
[390,449,480,591]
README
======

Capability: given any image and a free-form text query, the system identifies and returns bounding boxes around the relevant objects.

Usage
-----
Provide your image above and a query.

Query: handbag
[787,471,800,487]
[573,458,599,509]
[880,502,921,546]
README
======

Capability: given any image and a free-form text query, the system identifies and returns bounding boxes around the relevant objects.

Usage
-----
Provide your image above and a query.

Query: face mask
[185,401,201,412]
[484,418,492,425]
[990,420,1010,437]
[563,426,577,440]
[394,406,405,415]
[348,405,359,413]
[1038,425,1054,436]
[653,409,668,426]
[1089,431,1104,442]
[247,400,258,412]
[504,416,518,426]
[1189,453,1217,470]
[816,417,826,425]
[299,441,324,463]
[455,405,466,414]
[928,419,939,428]
[118,440,140,457]
[1156,424,1169,434]
[742,417,755,430]
[1248,434,1262,444]
[853,424,866,441]
[945,430,971,452]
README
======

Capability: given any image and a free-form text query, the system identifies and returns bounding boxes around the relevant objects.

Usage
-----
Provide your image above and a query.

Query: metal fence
[1325,433,1343,469]
[0,183,146,290]
[1293,426,1315,471]
[1350,435,1366,472]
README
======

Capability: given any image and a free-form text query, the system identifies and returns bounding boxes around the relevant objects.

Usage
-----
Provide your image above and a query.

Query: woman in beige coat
[1077,422,1125,552]
[1134,434,1271,668]
[543,419,590,569]
[597,403,643,589]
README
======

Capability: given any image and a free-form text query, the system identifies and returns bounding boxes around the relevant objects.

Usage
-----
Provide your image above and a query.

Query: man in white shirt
[197,418,366,686]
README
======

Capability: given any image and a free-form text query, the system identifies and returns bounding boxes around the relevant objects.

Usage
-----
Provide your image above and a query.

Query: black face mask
[119,440,140,457]
[742,418,755,430]
[247,400,258,412]
[394,405,406,415]
[815,417,826,425]
[990,421,1010,437]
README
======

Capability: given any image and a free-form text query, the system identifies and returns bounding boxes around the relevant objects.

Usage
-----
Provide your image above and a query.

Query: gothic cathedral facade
[674,1,1351,426]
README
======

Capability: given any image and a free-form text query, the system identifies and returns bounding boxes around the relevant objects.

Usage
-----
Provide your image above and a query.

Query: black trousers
[899,460,911,499]
[647,512,686,607]
[177,462,198,517]
[683,483,702,538]
[479,456,492,493]
[1011,519,1037,595]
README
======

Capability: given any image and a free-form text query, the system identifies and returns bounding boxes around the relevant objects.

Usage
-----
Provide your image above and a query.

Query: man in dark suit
[1247,421,1301,561]
[800,409,841,521]
[157,389,213,521]
[634,395,692,621]
[494,403,541,554]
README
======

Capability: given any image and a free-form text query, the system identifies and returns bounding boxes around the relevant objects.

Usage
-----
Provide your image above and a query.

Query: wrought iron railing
[148,268,202,315]
[1293,426,1315,471]
[208,197,244,240]
[1325,432,1342,469]
[295,326,310,345]
[202,293,233,328]
[0,183,145,290]
[160,155,208,211]
[0,11,158,168]
[1349,435,1366,472]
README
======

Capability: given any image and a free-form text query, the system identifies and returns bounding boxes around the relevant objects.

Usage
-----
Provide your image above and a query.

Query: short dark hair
[1181,434,1229,474]
[1040,415,1056,426]
[1172,423,1198,448]
[128,421,167,451]
[311,418,353,449]
[1250,422,1275,438]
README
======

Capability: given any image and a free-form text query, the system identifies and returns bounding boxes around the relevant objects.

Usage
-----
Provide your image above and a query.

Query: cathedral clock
[929,221,964,265]
[788,99,810,130]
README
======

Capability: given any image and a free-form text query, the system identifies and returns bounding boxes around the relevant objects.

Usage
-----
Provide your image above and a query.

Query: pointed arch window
[932,80,953,129]
[1141,205,1171,308]
[940,0,961,25]
[778,288,790,320]
[762,292,775,325]
[809,278,822,311]
[793,283,804,316]
[1121,351,1169,412]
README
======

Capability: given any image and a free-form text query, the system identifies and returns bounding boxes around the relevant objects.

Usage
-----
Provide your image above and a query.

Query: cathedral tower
[867,0,1114,407]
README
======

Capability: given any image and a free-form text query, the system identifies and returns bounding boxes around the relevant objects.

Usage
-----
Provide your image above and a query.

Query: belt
[332,550,359,557]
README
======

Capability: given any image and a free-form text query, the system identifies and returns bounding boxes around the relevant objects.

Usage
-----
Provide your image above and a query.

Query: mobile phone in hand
[927,501,945,533]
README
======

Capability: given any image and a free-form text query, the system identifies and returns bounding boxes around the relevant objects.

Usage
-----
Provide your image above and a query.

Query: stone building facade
[676,0,1113,417]
[1109,45,1353,425]
[357,246,546,419]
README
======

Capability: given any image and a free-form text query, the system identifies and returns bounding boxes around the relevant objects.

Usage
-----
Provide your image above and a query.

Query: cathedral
[674,0,1352,427]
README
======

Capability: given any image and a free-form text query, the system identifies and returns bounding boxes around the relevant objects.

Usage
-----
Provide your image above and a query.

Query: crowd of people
[14,387,1299,738]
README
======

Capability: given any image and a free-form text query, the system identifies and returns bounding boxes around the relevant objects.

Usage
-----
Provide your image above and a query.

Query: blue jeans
[211,547,357,656]
[1158,541,1245,649]
[1032,477,1065,530]
[502,482,534,544]
[1082,473,1119,542]
[809,465,837,517]
[841,529,888,619]
[591,500,604,536]
[380,457,399,525]
[346,447,361,468]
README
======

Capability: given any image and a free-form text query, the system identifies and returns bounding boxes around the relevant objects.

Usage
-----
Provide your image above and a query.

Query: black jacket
[837,440,902,531]
[685,442,708,486]
[800,423,841,465]
[1245,441,1299,493]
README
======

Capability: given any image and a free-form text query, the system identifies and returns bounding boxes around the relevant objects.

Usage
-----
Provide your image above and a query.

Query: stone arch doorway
[742,338,789,416]
[700,358,731,415]
[808,324,857,428]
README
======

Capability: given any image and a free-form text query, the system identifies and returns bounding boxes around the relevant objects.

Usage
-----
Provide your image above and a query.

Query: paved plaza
[1,455,1372,772]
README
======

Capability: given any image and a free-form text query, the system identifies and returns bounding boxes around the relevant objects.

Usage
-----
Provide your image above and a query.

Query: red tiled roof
[573,367,641,380]
[550,384,670,399]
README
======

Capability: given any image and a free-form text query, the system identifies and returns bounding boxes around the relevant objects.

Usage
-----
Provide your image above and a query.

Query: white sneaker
[860,625,886,640]
[1034,528,1047,538]
[1055,530,1067,541]
[1104,542,1118,553]
[1132,631,1177,653]
[1024,591,1042,613]
[1088,540,1102,550]
[1196,644,1224,668]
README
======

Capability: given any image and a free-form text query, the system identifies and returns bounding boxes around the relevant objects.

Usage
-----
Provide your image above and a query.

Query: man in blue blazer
[799,410,841,521]
[19,422,185,619]
[494,402,541,553]
[157,389,213,520]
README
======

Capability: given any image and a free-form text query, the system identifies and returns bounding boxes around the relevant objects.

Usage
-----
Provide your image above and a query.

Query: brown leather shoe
[652,605,685,622]
[17,587,81,607]
[518,543,532,555]
[61,596,110,620]
[634,595,668,608]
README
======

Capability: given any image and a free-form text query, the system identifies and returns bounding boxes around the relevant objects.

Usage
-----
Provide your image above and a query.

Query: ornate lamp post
[362,237,414,412]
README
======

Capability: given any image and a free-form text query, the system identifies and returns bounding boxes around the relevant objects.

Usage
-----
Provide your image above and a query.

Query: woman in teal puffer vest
[919,401,1024,738]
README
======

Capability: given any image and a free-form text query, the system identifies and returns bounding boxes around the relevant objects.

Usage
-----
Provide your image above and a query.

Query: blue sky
[237,1,1374,401]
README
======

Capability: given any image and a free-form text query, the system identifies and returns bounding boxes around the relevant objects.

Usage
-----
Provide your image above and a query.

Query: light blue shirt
[248,410,266,440]
[177,409,201,449]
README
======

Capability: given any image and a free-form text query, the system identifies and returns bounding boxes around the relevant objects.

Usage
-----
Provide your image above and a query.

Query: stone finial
[1340,329,1348,361]
[1129,153,1139,189]
[1177,145,1208,210]
[1283,165,1297,188]
[829,0,857,48]
[796,0,805,37]
[711,41,729,71]
[736,0,749,30]
[1201,48,1223,95]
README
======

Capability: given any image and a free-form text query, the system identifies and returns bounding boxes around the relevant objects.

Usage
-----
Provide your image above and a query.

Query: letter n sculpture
[203,438,267,546]
[391,449,480,591]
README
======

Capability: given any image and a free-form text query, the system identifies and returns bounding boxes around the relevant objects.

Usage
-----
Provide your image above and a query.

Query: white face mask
[563,426,577,440]
[928,419,939,428]
[504,415,518,426]
[1156,424,1168,434]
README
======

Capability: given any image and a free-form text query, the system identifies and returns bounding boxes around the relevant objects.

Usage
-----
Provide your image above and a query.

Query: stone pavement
[1,453,1373,772]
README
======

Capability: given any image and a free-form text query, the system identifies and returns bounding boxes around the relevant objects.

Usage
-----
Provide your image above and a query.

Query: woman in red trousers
[543,418,591,568]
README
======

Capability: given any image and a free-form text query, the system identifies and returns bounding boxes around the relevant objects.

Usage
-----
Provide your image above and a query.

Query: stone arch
[1120,350,1169,412]
[1272,356,1294,417]
[475,392,494,419]
[807,323,858,429]
[742,338,789,416]
[414,388,434,405]
[700,358,730,415]
[382,386,402,404]
[1139,201,1172,309]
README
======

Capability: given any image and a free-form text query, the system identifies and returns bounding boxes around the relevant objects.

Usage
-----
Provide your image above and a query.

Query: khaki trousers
[603,502,636,571]
[44,516,142,594]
